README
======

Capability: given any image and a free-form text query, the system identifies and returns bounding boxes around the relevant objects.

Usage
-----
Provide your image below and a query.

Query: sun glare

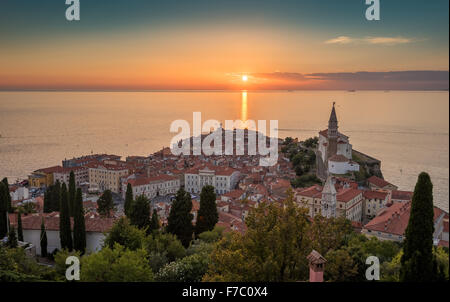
[242,75,248,82]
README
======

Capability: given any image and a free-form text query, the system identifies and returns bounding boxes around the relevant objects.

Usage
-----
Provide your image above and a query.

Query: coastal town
[2,104,448,257]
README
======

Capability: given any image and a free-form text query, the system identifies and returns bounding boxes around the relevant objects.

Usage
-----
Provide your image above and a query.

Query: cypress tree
[52,181,61,212]
[167,188,193,247]
[59,183,73,251]
[400,172,436,281]
[195,185,218,236]
[150,209,160,232]
[7,226,18,248]
[40,218,48,257]
[17,212,23,242]
[2,178,12,213]
[73,188,86,254]
[129,195,151,231]
[0,182,8,238]
[43,186,52,213]
[68,171,76,217]
[124,183,134,217]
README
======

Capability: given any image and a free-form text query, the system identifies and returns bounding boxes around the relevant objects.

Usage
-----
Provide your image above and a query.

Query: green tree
[145,232,186,263]
[150,209,160,232]
[308,215,353,256]
[104,217,146,251]
[17,212,23,242]
[195,185,218,236]
[8,226,18,248]
[68,171,76,217]
[51,181,61,212]
[167,188,193,247]
[0,182,8,238]
[204,190,311,282]
[81,244,154,282]
[324,248,359,282]
[0,246,57,281]
[43,187,52,213]
[2,178,12,213]
[40,218,48,257]
[400,172,436,281]
[73,188,86,254]
[129,195,151,231]
[156,253,210,282]
[97,190,114,217]
[59,183,72,251]
[124,183,134,217]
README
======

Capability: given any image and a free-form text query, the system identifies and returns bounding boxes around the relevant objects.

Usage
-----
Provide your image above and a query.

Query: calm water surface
[0,91,448,211]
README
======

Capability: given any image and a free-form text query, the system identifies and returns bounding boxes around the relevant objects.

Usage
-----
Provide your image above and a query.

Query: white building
[122,174,180,199]
[185,164,240,195]
[53,166,89,186]
[328,155,360,175]
[11,212,115,255]
[318,103,359,175]
[9,186,29,201]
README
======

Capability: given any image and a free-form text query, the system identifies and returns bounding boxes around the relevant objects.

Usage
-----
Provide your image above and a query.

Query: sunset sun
[242,75,248,82]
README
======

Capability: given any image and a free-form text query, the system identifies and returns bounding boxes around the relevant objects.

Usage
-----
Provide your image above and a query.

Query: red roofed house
[10,212,116,255]
[362,202,448,244]
[391,190,413,203]
[367,176,398,191]
[363,190,390,220]
[53,166,89,187]
[185,164,240,195]
[121,174,180,199]
[336,187,363,222]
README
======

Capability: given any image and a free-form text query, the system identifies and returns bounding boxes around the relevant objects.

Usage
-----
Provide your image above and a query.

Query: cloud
[324,36,416,45]
[364,37,414,45]
[324,36,354,44]
[250,71,449,90]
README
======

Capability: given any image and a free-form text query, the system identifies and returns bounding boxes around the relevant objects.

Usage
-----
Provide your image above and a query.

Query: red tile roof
[363,190,389,200]
[36,166,64,174]
[337,188,362,203]
[391,190,413,201]
[364,202,410,235]
[328,154,349,162]
[10,213,116,233]
[367,176,394,188]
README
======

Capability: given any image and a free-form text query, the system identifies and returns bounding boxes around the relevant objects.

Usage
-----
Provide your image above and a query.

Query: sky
[0,0,448,90]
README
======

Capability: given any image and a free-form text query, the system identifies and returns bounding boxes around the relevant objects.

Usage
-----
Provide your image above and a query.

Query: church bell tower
[327,102,338,159]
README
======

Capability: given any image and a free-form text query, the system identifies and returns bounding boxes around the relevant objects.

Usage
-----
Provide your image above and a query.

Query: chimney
[307,250,327,282]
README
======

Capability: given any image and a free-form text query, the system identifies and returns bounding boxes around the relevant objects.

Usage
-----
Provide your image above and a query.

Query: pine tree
[73,188,86,254]
[97,190,114,217]
[17,212,23,242]
[150,209,160,232]
[124,183,134,217]
[129,195,151,231]
[0,182,8,238]
[68,171,76,217]
[59,183,73,251]
[8,226,18,248]
[167,188,193,247]
[400,172,436,281]
[195,185,218,236]
[40,218,48,257]
[2,178,12,213]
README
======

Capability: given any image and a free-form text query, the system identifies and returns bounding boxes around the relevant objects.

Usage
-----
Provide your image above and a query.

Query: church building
[318,103,359,175]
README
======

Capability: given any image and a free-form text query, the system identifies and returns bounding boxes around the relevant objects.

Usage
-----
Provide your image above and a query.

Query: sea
[0,90,448,212]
